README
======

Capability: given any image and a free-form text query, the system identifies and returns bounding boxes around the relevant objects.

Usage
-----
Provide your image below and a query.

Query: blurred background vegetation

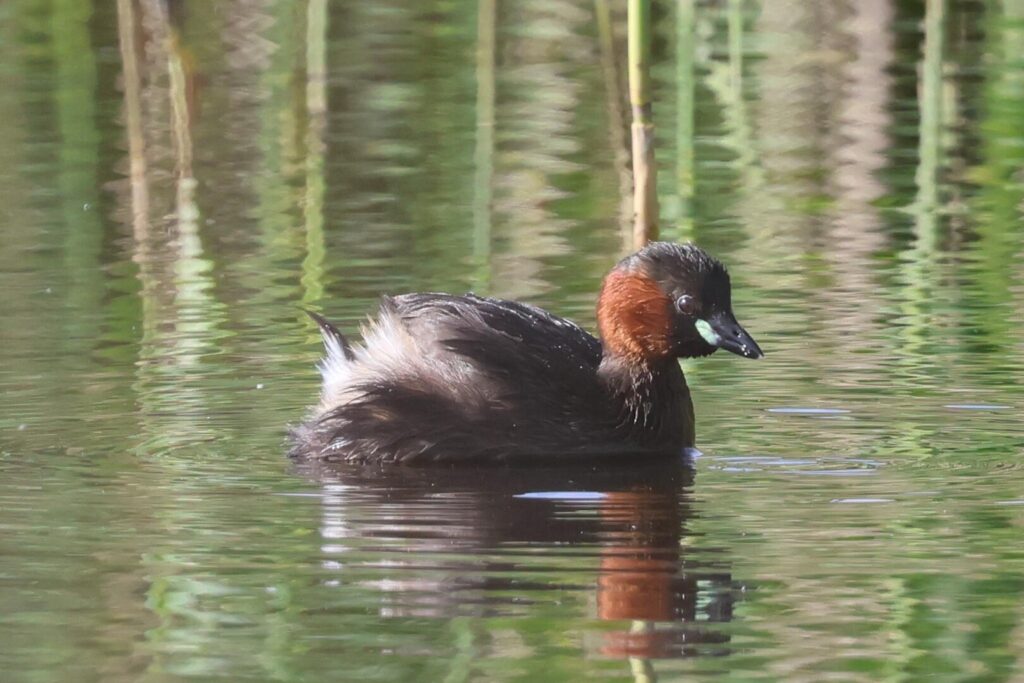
[1,0,1023,681]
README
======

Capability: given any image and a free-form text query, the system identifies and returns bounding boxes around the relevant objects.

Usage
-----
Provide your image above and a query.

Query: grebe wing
[294,294,623,463]
[388,293,602,375]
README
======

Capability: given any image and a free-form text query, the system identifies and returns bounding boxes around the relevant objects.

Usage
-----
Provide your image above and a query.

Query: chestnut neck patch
[597,269,674,362]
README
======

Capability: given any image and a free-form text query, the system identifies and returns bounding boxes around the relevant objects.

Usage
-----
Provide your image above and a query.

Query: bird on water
[289,242,762,464]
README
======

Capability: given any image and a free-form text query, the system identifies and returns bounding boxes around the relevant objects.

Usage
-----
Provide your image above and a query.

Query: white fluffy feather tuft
[313,304,498,416]
[317,308,418,409]
[317,333,353,407]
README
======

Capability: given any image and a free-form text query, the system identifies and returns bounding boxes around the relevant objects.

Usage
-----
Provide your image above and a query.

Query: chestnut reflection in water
[296,458,737,659]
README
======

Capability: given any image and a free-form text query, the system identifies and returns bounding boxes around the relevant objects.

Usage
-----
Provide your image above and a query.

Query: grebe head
[597,242,763,363]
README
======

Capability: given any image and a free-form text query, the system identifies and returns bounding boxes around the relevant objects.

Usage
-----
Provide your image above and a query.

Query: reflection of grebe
[299,459,737,659]
[290,243,762,464]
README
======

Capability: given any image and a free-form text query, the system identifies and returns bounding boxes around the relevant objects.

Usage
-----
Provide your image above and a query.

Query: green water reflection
[0,0,1022,681]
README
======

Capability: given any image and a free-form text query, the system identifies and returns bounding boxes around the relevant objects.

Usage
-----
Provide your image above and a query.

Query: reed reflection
[297,459,736,660]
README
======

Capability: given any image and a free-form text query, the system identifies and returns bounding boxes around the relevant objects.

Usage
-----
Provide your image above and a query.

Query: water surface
[1,1,1023,681]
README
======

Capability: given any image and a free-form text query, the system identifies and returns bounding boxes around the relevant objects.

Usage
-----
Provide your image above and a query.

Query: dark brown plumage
[289,242,762,464]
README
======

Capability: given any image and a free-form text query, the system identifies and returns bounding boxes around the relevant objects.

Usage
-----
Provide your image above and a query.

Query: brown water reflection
[299,459,735,659]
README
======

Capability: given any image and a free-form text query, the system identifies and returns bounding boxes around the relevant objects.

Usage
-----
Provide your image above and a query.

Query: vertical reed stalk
[301,0,328,306]
[913,0,944,249]
[116,0,150,242]
[472,0,496,291]
[628,0,659,248]
[676,0,695,240]
[898,0,945,373]
[116,0,160,369]
[164,20,198,228]
[156,1,220,369]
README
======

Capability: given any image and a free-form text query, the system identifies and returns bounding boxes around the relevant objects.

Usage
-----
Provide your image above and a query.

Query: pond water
[2,0,1023,681]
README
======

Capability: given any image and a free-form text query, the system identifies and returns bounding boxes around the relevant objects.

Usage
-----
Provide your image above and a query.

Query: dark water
[2,0,1023,680]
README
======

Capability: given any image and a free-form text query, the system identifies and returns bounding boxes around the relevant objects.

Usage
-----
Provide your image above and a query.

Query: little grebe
[289,242,762,464]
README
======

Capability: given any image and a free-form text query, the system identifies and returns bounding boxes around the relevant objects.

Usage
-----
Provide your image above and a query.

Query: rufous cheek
[597,270,674,361]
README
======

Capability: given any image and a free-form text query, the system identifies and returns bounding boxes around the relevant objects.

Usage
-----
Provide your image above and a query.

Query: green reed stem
[628,0,659,248]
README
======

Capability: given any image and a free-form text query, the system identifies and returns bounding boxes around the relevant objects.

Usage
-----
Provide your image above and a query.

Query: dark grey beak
[699,311,763,359]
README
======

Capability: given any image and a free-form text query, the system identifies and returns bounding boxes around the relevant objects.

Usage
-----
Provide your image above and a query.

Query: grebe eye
[675,295,697,316]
